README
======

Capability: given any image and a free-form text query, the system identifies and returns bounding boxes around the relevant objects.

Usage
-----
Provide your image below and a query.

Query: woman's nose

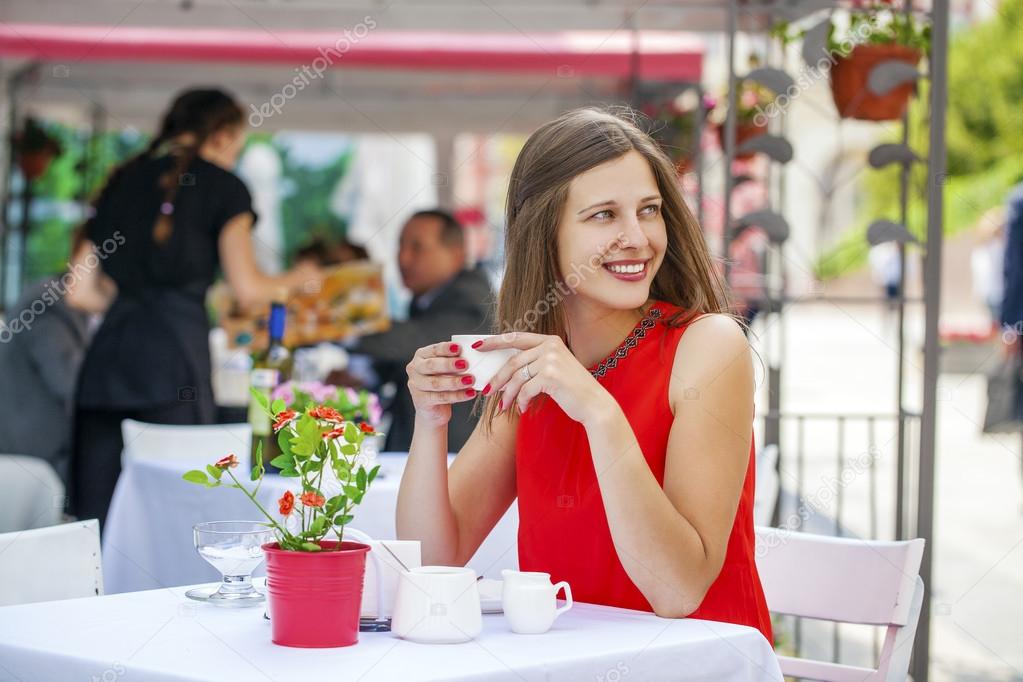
[618,215,650,251]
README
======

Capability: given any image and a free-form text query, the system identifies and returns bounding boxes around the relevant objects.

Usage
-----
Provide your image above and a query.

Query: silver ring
[521,364,532,381]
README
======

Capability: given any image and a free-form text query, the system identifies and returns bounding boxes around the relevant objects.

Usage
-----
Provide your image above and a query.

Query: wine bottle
[248,302,292,471]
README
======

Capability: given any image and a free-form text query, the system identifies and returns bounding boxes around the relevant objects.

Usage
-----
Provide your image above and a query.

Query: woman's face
[556,150,667,311]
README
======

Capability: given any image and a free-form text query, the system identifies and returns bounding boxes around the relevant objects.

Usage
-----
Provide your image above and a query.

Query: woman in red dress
[396,108,772,641]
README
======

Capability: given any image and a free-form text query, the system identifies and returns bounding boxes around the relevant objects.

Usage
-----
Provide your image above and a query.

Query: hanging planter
[772,3,930,123]
[717,119,769,161]
[12,118,62,181]
[830,44,922,121]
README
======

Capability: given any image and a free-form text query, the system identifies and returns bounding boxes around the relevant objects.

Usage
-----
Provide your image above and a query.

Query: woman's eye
[591,210,614,221]
[640,204,661,216]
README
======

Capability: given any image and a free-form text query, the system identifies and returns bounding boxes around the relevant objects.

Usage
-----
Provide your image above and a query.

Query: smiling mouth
[602,260,649,278]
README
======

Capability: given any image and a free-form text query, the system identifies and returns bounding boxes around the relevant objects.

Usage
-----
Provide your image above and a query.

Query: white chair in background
[755,527,925,682]
[0,455,65,533]
[0,519,103,606]
[754,444,780,526]
[120,420,251,464]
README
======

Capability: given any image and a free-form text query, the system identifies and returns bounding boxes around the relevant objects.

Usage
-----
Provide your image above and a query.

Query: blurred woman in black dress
[72,88,318,526]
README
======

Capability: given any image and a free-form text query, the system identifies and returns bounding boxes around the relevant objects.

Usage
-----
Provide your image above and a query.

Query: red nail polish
[461,375,473,385]
[482,383,492,395]
[498,399,504,410]
[449,343,460,353]
[465,388,476,398]
[471,340,484,349]
[455,359,468,370]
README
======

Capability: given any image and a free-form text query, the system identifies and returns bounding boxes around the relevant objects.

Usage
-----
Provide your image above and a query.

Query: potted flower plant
[260,381,384,470]
[642,89,713,174]
[710,78,773,160]
[183,390,381,648]
[12,117,62,181]
[775,4,930,121]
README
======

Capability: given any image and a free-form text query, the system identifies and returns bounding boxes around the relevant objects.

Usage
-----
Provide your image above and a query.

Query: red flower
[309,406,343,422]
[359,422,375,434]
[278,490,295,516]
[272,409,297,432]
[324,427,345,440]
[300,491,325,508]
[214,454,239,469]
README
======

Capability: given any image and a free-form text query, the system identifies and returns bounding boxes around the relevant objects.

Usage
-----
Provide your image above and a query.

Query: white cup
[501,569,573,635]
[451,334,520,391]
[392,566,483,644]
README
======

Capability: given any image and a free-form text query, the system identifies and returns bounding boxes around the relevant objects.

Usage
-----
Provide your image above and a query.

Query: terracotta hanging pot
[16,150,56,181]
[830,44,922,121]
[717,120,768,160]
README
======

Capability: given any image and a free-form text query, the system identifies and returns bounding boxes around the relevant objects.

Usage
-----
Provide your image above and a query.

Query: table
[0,583,783,681]
[103,453,519,594]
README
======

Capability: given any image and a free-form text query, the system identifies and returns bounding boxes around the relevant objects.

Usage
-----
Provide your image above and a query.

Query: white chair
[0,519,103,606]
[0,455,65,532]
[755,527,925,682]
[754,444,780,526]
[120,420,251,464]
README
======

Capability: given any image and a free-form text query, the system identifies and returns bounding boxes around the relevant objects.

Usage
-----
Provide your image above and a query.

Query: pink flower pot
[263,540,370,648]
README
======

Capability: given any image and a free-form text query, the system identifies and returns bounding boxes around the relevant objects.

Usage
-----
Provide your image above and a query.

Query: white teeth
[605,262,645,275]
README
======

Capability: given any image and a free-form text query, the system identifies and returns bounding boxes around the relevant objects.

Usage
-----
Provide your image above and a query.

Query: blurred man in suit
[353,210,491,451]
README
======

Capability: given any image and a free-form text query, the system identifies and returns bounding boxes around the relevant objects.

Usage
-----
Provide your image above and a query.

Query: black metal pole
[912,0,950,677]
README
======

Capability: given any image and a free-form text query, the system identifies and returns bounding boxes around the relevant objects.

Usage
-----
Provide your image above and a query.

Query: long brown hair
[88,88,244,245]
[484,106,734,426]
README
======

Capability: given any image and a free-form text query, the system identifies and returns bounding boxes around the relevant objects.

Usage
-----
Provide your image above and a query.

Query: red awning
[0,24,702,81]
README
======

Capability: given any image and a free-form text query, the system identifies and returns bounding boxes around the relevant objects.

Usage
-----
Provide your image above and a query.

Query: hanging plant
[774,4,930,121]
[709,75,773,160]
[12,117,62,181]
[642,89,713,173]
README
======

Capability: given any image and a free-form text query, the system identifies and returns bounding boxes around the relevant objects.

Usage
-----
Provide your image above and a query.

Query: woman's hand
[406,341,479,427]
[478,333,613,425]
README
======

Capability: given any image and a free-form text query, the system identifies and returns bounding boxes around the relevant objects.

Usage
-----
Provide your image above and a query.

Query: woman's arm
[218,215,320,308]
[585,314,753,617]
[395,342,518,567]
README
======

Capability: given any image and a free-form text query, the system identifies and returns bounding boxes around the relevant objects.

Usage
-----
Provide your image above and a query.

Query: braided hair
[89,88,244,245]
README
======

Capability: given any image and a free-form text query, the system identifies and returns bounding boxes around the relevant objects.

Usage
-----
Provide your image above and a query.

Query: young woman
[396,108,772,640]
[72,88,318,527]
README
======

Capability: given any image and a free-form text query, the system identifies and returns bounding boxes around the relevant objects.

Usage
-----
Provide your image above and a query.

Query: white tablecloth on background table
[0,584,782,682]
[102,453,519,594]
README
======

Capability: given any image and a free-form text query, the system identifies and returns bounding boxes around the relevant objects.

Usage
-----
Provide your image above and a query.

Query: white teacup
[451,334,520,391]
[361,540,422,619]
[392,566,482,644]
[501,569,573,635]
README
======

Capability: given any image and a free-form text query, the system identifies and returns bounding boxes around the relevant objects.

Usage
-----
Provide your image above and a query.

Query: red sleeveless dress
[515,300,773,641]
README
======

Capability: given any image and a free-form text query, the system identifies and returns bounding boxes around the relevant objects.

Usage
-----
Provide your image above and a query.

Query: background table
[0,583,782,681]
[102,453,519,594]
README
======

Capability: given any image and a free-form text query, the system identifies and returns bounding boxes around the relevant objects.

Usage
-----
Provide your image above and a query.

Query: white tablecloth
[0,584,782,681]
[103,453,519,594]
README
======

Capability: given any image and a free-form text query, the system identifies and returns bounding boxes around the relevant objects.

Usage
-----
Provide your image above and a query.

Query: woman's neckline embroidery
[589,306,664,378]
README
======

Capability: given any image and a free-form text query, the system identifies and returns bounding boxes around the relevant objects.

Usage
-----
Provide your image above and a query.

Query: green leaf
[251,442,264,481]
[356,467,367,491]
[250,386,270,413]
[206,464,225,481]
[300,541,323,552]
[269,454,294,470]
[325,495,344,517]
[368,464,381,484]
[343,422,359,443]
[334,514,354,526]
[270,398,286,414]
[182,470,209,485]
[340,443,357,456]
[291,414,321,457]
[309,515,327,536]
[279,467,301,478]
